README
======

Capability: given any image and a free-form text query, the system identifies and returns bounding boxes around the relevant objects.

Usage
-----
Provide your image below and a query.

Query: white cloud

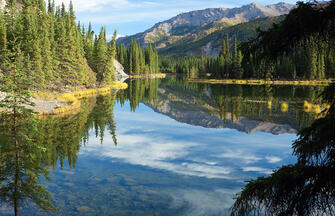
[78,105,295,180]
[53,0,164,12]
[105,34,124,42]
[169,189,238,215]
[81,132,235,179]
[242,166,272,174]
[78,9,184,24]
[53,0,136,12]
[217,149,262,164]
[266,156,282,163]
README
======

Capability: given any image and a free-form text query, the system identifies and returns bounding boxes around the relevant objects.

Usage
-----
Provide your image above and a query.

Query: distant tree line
[160,36,243,78]
[117,40,159,75]
[0,0,118,89]
[160,1,335,80]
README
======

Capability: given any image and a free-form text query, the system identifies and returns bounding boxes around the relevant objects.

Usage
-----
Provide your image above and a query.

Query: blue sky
[54,0,299,38]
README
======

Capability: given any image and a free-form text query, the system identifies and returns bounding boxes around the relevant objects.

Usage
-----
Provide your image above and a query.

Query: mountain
[117,2,295,56]
[159,16,285,56]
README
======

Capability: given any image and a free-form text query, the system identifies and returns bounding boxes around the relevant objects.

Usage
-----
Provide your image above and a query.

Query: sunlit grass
[187,79,334,86]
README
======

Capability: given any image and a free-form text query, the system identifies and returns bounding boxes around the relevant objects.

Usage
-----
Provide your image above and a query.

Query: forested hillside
[0,0,118,89]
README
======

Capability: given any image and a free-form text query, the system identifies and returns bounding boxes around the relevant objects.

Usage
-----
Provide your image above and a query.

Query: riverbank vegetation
[160,1,335,82]
[0,0,121,89]
[34,81,127,115]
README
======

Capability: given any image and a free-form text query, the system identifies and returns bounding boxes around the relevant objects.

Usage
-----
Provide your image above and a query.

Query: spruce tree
[232,37,243,79]
[307,38,317,79]
[21,1,44,88]
[102,29,117,84]
[37,0,54,85]
[224,34,231,77]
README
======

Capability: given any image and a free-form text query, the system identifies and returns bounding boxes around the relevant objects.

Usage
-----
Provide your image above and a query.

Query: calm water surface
[0,77,325,215]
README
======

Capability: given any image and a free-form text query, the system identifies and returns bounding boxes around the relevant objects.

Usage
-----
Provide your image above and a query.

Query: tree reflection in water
[0,91,119,215]
[231,84,335,216]
[0,68,57,215]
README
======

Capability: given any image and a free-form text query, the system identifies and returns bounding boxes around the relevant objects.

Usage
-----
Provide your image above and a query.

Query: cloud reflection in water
[80,102,296,181]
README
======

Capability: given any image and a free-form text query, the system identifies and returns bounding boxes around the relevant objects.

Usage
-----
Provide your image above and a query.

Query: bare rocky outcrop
[0,91,5,101]
[0,0,23,9]
[0,0,6,10]
[113,59,129,83]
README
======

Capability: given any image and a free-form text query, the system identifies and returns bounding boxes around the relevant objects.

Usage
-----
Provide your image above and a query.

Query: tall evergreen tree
[232,37,243,78]
[93,27,108,83]
[21,1,44,87]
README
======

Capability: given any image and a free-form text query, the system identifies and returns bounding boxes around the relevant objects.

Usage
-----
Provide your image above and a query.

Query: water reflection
[118,77,324,134]
[0,77,328,215]
[0,121,56,215]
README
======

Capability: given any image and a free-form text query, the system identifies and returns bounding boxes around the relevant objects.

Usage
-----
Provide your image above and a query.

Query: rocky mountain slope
[117,2,295,56]
[159,16,284,56]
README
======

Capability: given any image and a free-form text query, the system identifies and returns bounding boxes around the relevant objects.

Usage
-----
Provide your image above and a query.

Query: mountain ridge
[117,2,295,55]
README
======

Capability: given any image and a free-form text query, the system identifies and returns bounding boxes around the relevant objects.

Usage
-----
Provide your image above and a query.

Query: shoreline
[33,81,128,116]
[187,79,334,86]
[129,73,166,79]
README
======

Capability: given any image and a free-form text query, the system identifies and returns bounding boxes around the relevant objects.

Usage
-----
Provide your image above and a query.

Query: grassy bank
[34,81,128,116]
[129,73,166,79]
[187,79,334,86]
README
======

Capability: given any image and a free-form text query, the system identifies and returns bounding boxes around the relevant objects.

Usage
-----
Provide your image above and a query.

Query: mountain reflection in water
[119,77,323,134]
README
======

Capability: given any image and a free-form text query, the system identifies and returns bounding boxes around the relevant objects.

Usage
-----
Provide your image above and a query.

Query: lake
[0,76,325,215]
